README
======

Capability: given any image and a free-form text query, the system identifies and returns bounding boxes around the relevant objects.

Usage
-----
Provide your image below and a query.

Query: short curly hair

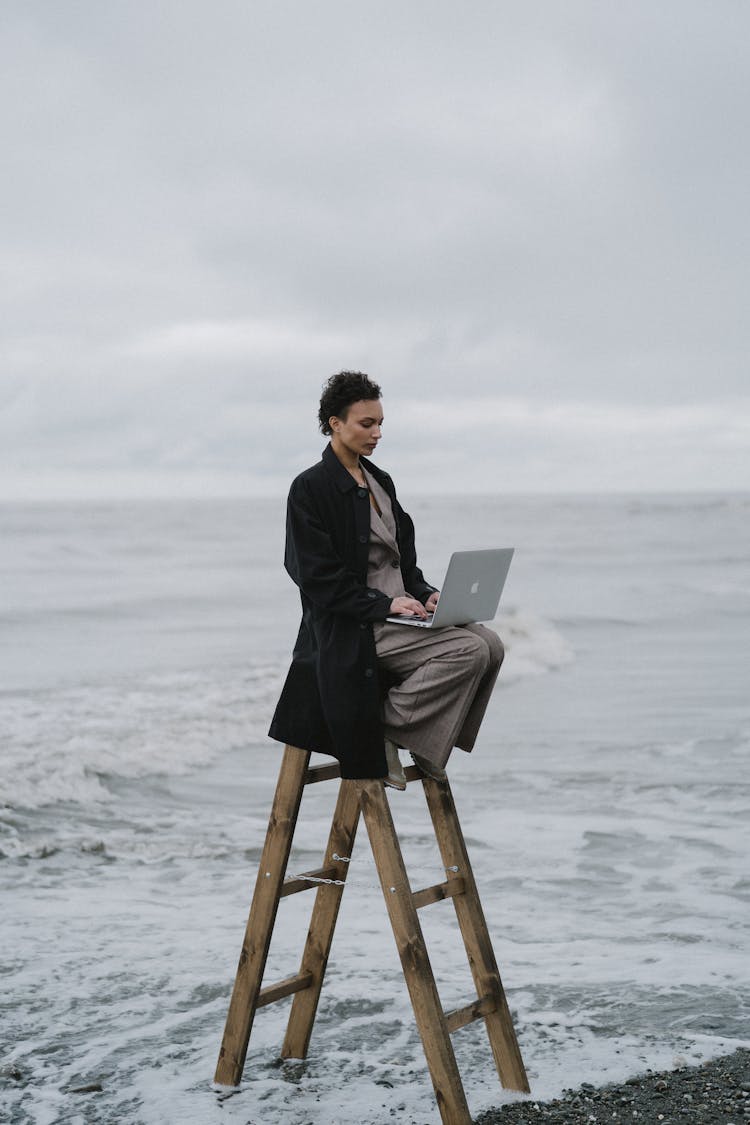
[318,371,382,435]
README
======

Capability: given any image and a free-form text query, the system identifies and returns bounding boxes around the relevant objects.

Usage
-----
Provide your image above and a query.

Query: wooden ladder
[214,744,529,1124]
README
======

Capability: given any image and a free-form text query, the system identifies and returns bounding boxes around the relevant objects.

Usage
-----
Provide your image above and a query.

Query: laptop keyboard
[388,613,435,627]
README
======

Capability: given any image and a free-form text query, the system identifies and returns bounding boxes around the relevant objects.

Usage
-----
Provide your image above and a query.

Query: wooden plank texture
[304,763,341,785]
[282,779,361,1059]
[421,777,529,1094]
[357,780,473,1125]
[413,876,466,910]
[214,739,529,1119]
[444,995,497,1034]
[214,745,309,1087]
[257,971,313,1009]
[280,867,337,897]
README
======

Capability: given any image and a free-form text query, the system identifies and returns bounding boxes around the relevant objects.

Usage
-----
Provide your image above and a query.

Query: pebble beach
[477,1049,750,1125]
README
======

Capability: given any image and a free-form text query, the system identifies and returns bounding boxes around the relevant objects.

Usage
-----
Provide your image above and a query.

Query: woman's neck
[331,440,365,483]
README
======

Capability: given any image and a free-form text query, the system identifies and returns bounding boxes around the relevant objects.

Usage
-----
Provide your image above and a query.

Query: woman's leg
[374,622,502,769]
[453,624,504,752]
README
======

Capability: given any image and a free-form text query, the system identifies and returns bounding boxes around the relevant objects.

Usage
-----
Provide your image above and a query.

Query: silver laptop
[386,548,514,629]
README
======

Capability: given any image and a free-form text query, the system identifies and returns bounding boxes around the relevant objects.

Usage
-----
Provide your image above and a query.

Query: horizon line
[1,486,748,505]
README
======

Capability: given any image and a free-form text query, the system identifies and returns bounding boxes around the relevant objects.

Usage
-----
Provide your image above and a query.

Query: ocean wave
[0,662,285,812]
[494,608,574,682]
[0,611,569,813]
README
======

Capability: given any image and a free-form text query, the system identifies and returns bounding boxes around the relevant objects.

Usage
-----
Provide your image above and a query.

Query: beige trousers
[373,621,504,769]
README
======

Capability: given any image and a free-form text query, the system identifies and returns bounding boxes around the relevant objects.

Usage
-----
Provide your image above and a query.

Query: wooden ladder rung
[281,867,337,896]
[257,971,313,1009]
[412,876,466,909]
[304,763,341,784]
[444,995,497,1034]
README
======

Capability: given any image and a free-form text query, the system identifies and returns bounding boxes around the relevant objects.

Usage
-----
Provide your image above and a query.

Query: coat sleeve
[284,476,393,621]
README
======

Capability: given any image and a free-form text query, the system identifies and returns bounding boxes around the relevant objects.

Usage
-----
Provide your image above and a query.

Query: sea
[1,491,748,1125]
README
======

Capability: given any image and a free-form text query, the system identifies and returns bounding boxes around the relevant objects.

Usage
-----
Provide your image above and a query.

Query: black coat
[268,443,436,778]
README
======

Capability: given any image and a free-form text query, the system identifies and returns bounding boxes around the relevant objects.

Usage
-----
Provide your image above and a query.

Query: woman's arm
[284,477,393,621]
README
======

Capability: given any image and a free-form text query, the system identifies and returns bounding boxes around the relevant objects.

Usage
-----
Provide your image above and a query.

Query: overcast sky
[2,1,748,497]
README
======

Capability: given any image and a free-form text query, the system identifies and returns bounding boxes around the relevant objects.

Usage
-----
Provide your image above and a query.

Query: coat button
[357,488,368,498]
[364,668,374,678]
[360,622,367,629]
[359,534,367,544]
[367,591,377,599]
[390,560,399,568]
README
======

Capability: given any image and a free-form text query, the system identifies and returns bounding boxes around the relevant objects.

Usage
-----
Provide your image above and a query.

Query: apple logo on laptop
[470,580,479,594]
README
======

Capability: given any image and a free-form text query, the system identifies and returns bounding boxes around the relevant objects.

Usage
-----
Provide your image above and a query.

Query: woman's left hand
[425,591,440,612]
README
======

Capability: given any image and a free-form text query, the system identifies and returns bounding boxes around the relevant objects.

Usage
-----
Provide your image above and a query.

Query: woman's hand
[389,596,429,619]
[425,591,440,613]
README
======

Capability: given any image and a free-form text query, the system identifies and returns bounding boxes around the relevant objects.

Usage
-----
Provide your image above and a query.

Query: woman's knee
[463,632,492,675]
[473,626,504,670]
[436,630,497,677]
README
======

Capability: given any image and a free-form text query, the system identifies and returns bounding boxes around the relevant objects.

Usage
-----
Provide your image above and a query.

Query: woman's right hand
[389,596,429,619]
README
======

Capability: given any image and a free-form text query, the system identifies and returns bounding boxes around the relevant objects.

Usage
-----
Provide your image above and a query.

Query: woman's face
[330,399,383,460]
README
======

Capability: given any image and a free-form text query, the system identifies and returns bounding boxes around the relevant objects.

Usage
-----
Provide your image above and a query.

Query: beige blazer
[363,468,407,602]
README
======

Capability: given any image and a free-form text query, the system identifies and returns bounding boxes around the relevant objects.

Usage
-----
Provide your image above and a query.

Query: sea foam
[0,663,283,812]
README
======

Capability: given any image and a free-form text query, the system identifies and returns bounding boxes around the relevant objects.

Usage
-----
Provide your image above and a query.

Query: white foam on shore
[2,493,747,1125]
[0,663,283,812]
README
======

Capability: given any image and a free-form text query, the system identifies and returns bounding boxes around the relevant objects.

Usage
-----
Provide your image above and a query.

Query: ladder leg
[357,781,472,1125]
[422,777,530,1093]
[282,779,362,1059]
[214,745,310,1086]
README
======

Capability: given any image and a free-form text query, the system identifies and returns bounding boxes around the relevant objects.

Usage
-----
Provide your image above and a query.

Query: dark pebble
[1,1064,25,1083]
[474,1047,750,1125]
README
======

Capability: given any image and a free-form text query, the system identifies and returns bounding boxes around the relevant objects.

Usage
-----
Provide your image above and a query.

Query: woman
[268,371,504,787]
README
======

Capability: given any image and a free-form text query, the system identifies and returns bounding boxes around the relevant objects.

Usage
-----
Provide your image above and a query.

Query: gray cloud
[2,1,748,497]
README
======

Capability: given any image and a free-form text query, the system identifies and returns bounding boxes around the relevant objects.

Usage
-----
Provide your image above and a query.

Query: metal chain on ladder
[291,854,352,887]
[289,855,459,888]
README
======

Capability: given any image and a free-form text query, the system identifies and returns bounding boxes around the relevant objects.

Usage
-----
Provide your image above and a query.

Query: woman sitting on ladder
[269,370,504,789]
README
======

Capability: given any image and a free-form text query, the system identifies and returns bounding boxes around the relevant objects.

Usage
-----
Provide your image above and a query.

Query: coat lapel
[364,471,400,555]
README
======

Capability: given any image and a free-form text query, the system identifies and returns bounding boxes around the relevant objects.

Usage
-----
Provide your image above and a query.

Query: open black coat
[268,443,436,778]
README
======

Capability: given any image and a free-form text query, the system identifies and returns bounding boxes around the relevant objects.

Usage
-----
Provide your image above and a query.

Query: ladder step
[304,763,341,784]
[305,762,430,787]
[306,763,427,787]
[281,867,338,896]
[412,876,466,909]
[444,995,497,1034]
[257,971,313,1009]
